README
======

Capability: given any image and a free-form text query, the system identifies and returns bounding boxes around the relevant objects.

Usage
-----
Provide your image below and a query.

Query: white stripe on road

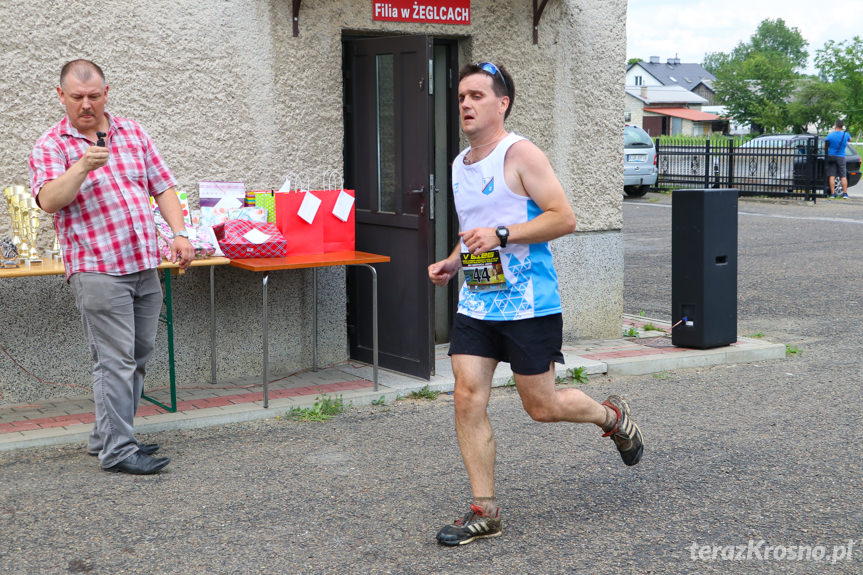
[627,202,863,225]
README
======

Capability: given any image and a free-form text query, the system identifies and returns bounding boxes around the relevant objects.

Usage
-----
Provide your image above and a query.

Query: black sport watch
[496,226,509,248]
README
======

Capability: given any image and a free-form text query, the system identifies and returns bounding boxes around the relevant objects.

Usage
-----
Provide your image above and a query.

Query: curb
[0,318,786,453]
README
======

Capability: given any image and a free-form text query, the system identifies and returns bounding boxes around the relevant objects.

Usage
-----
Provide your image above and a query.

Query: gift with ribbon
[153,213,217,260]
[212,220,288,259]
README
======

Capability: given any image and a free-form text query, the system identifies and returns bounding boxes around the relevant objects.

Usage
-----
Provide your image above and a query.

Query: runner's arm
[459,140,576,255]
[428,244,461,287]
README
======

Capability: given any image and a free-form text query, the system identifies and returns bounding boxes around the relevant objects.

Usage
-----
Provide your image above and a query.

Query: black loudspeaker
[671,188,738,349]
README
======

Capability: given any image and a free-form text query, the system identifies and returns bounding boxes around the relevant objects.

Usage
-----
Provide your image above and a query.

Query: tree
[747,18,808,70]
[701,52,728,75]
[787,78,848,133]
[707,19,808,133]
[627,58,643,68]
[815,37,863,135]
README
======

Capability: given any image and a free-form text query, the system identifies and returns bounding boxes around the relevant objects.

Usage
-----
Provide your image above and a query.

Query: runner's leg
[452,353,499,512]
[513,366,606,425]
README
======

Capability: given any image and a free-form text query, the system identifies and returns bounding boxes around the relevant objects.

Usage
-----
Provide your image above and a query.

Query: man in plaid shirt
[29,60,194,475]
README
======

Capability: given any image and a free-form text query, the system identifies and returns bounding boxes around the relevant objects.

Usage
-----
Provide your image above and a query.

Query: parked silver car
[624,125,658,197]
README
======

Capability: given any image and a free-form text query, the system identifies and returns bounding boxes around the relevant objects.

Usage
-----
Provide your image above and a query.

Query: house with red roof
[625,57,730,136]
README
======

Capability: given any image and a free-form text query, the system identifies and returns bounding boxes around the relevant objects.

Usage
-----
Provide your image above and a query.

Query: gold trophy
[5,185,58,265]
[26,197,42,263]
[13,188,31,263]
[2,187,20,267]
[3,187,23,261]
[50,214,61,260]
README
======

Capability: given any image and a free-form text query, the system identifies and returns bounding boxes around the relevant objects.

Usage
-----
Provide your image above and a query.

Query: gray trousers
[70,269,162,468]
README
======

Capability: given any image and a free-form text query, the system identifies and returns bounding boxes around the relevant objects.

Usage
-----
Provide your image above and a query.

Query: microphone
[96,132,106,147]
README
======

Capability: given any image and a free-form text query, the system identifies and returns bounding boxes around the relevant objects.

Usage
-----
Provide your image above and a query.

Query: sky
[626,0,860,73]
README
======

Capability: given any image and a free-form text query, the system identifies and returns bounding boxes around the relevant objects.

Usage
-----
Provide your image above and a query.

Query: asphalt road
[846,177,863,197]
[1,193,861,574]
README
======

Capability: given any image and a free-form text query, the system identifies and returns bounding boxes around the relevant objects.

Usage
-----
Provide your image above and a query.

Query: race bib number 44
[462,251,506,291]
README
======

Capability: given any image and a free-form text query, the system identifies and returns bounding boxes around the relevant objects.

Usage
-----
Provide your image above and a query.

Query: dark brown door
[642,115,664,137]
[344,35,434,379]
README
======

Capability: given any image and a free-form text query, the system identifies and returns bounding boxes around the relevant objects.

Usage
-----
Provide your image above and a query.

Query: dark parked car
[739,134,861,190]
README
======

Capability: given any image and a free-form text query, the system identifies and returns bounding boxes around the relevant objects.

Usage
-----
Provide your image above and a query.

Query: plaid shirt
[29,112,176,279]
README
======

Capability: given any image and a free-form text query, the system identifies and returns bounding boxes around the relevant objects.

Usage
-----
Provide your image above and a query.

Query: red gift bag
[320,189,355,252]
[213,220,287,259]
[274,190,325,255]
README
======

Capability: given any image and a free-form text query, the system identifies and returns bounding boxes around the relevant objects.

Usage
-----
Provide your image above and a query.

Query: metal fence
[655,136,827,201]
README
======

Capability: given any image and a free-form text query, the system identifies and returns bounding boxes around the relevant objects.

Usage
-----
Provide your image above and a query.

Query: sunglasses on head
[476,62,507,90]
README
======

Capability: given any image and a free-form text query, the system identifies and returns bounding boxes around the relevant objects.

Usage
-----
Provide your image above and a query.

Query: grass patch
[785,345,801,356]
[512,367,590,387]
[623,326,639,337]
[287,394,347,422]
[652,371,670,380]
[554,366,590,386]
[567,366,589,385]
[371,395,386,406]
[405,385,440,400]
[642,323,665,332]
[746,332,765,339]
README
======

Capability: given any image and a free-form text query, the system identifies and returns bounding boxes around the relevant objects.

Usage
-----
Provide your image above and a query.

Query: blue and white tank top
[452,133,562,320]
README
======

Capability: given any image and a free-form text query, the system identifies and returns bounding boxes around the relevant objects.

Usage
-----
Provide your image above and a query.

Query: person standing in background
[825,120,851,198]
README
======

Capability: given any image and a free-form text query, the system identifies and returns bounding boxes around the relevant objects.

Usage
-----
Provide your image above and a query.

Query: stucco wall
[0,0,626,404]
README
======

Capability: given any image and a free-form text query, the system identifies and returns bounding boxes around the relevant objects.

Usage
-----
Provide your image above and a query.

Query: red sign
[373,1,470,25]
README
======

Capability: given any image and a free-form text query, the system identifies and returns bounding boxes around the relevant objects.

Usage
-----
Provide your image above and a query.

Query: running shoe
[840,193,850,199]
[602,395,644,466]
[436,504,502,546]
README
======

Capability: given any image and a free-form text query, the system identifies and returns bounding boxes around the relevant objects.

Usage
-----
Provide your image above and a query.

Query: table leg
[262,272,269,408]
[142,269,177,412]
[166,271,177,410]
[370,265,378,392]
[352,264,379,392]
[210,265,217,384]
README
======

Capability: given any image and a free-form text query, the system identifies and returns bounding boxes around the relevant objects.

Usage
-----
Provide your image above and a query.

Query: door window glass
[376,54,396,212]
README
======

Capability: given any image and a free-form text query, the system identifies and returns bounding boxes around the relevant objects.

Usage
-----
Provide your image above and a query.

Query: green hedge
[655,134,754,147]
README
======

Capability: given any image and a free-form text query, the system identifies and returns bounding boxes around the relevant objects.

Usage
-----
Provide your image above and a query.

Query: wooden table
[0,258,68,277]
[0,257,230,412]
[0,256,230,278]
[229,251,391,407]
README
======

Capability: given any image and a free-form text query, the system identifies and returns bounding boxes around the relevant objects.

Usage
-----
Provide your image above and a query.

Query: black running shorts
[448,313,565,376]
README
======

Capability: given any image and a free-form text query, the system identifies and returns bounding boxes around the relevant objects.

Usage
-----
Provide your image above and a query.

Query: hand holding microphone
[82,132,109,173]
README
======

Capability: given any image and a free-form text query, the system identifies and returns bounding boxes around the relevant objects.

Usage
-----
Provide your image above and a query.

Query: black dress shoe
[88,443,160,457]
[138,443,160,455]
[103,452,171,475]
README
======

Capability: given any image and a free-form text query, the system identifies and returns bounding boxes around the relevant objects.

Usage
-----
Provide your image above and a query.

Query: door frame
[342,34,460,378]
[432,39,462,344]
